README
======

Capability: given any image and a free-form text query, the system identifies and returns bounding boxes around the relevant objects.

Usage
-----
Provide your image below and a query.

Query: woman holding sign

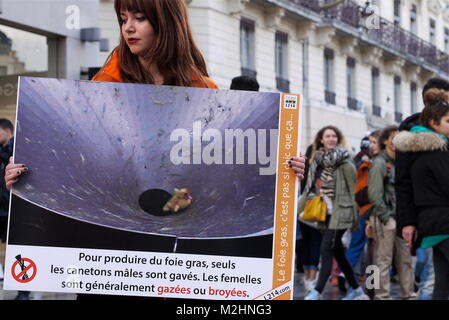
[299,126,368,300]
[6,0,305,186]
[5,1,306,301]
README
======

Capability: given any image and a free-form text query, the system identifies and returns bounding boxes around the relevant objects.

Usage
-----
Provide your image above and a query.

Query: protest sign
[4,77,302,300]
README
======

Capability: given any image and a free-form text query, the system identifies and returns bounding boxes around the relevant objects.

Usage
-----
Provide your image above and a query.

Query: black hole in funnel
[139,189,173,216]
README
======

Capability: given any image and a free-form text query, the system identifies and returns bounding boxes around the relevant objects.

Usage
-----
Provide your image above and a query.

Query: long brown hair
[310,125,349,162]
[114,0,209,86]
[421,101,449,129]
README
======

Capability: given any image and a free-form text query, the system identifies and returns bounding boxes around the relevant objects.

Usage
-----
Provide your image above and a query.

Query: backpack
[354,157,392,217]
[355,161,372,217]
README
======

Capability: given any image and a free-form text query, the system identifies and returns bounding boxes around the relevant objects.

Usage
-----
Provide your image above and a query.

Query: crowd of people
[0,0,448,302]
[295,77,449,300]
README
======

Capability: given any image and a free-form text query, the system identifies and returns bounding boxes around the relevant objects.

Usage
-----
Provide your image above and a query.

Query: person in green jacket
[301,125,368,300]
[367,125,417,300]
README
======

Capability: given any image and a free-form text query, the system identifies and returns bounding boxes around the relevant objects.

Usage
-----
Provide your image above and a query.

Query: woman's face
[321,129,339,151]
[431,112,449,137]
[120,10,154,57]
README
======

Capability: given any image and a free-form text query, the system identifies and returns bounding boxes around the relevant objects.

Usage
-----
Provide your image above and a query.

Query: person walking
[343,130,380,296]
[367,125,416,300]
[300,126,367,300]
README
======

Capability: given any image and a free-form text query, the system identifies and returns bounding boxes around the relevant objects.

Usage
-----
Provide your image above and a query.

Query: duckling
[163,188,193,213]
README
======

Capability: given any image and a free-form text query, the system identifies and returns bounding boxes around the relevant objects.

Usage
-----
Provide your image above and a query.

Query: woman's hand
[402,225,417,248]
[5,157,28,190]
[288,155,306,180]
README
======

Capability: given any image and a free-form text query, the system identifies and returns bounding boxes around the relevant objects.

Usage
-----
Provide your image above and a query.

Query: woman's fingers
[4,163,27,189]
[6,164,28,177]
[288,156,306,177]
[6,163,26,170]
[5,169,22,182]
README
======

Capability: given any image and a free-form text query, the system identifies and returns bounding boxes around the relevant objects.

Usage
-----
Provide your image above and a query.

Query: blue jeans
[298,222,322,270]
[415,248,434,300]
[345,217,368,276]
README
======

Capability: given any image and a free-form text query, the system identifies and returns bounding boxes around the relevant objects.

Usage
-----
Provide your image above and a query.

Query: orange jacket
[92,50,218,89]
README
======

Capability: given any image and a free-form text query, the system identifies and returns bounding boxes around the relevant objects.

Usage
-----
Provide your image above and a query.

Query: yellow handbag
[301,194,327,223]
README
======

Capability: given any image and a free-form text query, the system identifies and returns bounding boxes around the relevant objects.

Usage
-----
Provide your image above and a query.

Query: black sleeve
[395,150,418,236]
[430,152,449,201]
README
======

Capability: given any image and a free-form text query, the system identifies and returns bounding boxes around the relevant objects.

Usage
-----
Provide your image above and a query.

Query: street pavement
[293,271,403,300]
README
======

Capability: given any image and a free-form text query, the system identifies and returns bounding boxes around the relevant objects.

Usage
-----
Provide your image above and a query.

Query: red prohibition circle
[11,258,37,283]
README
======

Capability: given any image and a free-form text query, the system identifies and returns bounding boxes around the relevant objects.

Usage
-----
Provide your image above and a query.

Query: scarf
[302,145,349,200]
[410,125,449,143]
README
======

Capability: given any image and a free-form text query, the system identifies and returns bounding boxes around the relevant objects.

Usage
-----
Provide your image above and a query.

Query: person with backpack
[344,130,380,290]
[367,125,417,300]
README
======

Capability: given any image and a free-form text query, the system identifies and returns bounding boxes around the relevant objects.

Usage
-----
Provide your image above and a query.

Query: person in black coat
[394,95,449,300]
[395,78,449,243]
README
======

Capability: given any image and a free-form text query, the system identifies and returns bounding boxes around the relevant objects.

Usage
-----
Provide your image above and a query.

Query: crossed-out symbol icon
[11,255,37,283]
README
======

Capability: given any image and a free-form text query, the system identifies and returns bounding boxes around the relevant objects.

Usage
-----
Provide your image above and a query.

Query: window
[394,76,402,122]
[430,18,436,45]
[394,0,401,26]
[347,57,357,110]
[372,67,381,116]
[410,4,417,35]
[410,82,417,114]
[275,31,289,92]
[324,48,335,104]
[240,18,256,78]
[302,40,309,100]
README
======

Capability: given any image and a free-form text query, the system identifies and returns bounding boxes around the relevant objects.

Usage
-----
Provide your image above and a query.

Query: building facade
[0,0,103,121]
[100,0,449,151]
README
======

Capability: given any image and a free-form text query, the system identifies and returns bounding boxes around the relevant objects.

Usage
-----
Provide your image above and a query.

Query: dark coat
[394,130,449,237]
[0,137,13,216]
[394,113,420,237]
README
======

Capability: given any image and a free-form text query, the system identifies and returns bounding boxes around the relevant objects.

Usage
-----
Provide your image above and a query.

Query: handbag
[301,193,327,223]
